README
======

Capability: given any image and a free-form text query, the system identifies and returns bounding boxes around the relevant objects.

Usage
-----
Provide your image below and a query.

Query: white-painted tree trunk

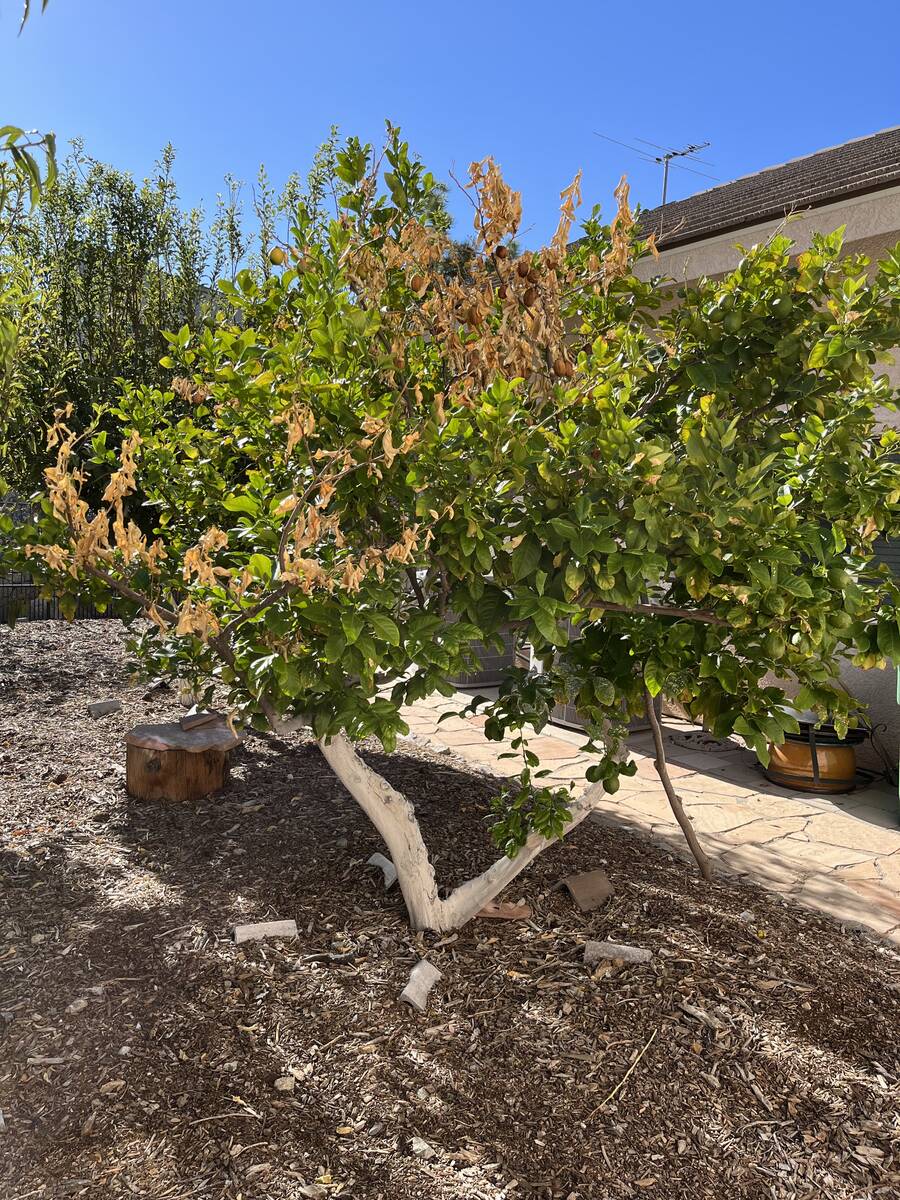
[318,730,605,932]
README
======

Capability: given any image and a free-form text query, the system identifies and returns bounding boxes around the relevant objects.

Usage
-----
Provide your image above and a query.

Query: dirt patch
[1,621,898,1199]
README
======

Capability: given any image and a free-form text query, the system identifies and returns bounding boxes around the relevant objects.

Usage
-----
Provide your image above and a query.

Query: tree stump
[124,719,242,802]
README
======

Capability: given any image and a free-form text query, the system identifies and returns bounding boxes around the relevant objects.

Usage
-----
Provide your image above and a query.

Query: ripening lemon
[269,246,286,266]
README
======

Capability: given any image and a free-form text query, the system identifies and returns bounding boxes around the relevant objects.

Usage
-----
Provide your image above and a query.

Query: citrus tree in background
[9,126,900,930]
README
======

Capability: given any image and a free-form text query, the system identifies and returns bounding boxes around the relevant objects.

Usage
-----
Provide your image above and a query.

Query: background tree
[0,137,335,492]
[10,128,900,929]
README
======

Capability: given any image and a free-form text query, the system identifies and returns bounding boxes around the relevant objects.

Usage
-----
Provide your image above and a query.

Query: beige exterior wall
[635,186,900,775]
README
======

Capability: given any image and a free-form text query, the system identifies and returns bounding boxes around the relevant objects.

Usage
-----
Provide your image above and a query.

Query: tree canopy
[8,126,900,926]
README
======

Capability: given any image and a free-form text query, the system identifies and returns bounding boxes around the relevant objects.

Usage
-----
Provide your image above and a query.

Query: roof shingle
[637,127,900,249]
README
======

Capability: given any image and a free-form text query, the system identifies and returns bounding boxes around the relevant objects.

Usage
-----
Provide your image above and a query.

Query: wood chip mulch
[1,621,898,1199]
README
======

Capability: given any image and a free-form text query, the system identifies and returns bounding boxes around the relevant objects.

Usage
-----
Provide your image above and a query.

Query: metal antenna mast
[656,142,710,212]
[594,134,717,238]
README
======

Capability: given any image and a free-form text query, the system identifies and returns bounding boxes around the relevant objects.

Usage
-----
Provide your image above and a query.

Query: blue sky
[3,0,899,247]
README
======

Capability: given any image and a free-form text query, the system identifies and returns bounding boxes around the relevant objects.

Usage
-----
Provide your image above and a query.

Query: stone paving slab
[400,690,900,943]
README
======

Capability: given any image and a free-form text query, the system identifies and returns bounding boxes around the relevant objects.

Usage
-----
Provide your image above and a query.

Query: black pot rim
[783,725,867,747]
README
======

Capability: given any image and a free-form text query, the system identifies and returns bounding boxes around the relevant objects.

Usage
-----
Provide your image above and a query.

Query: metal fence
[0,567,117,623]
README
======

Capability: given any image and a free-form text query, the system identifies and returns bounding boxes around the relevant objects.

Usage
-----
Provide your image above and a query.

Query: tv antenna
[594,133,718,236]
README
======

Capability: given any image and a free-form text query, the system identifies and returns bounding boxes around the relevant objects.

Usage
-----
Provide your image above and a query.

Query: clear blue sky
[3,0,899,247]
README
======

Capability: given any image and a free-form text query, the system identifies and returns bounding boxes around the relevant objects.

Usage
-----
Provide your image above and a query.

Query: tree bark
[317,730,443,929]
[126,743,228,802]
[318,730,606,931]
[643,685,712,881]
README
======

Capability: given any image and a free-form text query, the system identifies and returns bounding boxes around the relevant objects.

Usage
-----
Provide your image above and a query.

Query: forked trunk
[318,731,605,931]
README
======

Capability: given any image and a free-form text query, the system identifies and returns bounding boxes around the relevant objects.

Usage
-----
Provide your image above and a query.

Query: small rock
[411,1135,436,1159]
[0,1107,6,1133]
[738,909,755,924]
[233,919,298,944]
[66,998,89,1014]
[584,940,652,966]
[274,1075,295,1092]
[399,959,443,1012]
[367,852,397,890]
[87,699,122,719]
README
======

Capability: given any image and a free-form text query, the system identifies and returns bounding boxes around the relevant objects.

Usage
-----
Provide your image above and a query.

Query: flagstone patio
[398,691,900,943]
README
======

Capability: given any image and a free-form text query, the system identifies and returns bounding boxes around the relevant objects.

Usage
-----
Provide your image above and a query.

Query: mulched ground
[1,621,898,1200]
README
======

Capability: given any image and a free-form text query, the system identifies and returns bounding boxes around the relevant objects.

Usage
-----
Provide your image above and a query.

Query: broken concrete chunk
[233,919,298,944]
[66,997,89,1014]
[738,909,755,924]
[410,1135,436,1159]
[564,869,614,912]
[88,699,122,719]
[273,1075,295,1092]
[584,940,652,966]
[399,959,442,1012]
[367,852,397,890]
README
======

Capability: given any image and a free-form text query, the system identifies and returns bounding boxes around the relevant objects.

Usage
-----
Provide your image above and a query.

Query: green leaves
[511,535,541,581]
[248,553,272,582]
[877,614,900,663]
[340,611,365,645]
[369,613,401,646]
[224,494,260,516]
[11,124,900,870]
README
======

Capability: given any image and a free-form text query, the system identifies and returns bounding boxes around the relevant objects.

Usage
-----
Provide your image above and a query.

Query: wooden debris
[399,959,442,1012]
[680,1000,726,1032]
[179,709,220,731]
[232,919,298,944]
[476,900,533,920]
[563,868,614,911]
[366,852,397,890]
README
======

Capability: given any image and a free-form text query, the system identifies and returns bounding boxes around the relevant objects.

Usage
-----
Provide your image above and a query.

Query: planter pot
[764,717,867,794]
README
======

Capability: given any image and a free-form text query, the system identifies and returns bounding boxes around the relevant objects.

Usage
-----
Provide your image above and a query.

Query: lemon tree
[10,128,900,928]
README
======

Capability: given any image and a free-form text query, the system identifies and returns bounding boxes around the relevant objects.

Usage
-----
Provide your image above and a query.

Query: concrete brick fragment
[399,959,442,1012]
[584,940,652,966]
[233,919,298,944]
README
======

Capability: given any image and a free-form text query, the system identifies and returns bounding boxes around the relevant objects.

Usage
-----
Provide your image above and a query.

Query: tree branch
[643,684,712,881]
[405,567,426,609]
[82,564,178,624]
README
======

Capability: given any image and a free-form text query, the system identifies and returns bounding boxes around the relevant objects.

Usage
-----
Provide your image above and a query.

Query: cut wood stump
[124,719,241,802]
